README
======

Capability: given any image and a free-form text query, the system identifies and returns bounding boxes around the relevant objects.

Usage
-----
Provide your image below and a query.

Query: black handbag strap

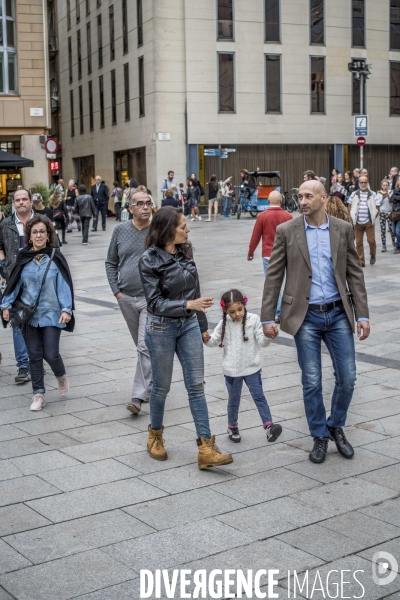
[33,248,56,311]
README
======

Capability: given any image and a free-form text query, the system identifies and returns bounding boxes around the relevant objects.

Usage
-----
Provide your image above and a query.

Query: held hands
[59,312,71,324]
[202,332,211,345]
[2,309,9,321]
[357,320,370,341]
[187,297,214,313]
[263,323,279,339]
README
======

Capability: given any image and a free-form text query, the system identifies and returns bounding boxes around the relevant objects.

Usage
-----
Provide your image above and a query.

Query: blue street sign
[221,152,228,159]
[204,149,220,156]
[354,115,368,137]
[226,148,236,152]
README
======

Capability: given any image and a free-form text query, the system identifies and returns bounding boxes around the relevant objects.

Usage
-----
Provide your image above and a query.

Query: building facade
[0,0,54,200]
[58,0,400,199]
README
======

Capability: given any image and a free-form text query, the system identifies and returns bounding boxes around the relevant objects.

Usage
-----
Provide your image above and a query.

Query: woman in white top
[376,179,395,252]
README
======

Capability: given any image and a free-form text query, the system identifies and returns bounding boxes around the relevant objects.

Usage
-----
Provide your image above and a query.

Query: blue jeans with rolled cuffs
[144,313,211,439]
[225,370,272,428]
[294,305,356,440]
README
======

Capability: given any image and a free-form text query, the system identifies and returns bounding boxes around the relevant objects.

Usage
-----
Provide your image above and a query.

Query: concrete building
[0,0,54,200]
[58,0,400,199]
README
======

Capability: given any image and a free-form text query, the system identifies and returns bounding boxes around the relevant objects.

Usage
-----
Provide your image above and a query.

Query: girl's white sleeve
[254,315,271,347]
[206,319,223,347]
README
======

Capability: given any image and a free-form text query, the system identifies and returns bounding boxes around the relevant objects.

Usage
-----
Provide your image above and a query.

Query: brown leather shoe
[147,425,167,461]
[370,256,376,265]
[394,250,400,254]
[197,435,233,470]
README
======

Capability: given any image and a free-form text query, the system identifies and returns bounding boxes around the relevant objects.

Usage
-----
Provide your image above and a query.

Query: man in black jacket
[91,175,109,231]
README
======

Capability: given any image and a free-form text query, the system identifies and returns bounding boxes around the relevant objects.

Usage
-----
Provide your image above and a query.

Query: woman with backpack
[49,190,68,245]
[187,179,202,221]
[206,175,218,222]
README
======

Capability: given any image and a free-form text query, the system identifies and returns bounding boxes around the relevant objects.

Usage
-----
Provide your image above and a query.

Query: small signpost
[354,116,368,169]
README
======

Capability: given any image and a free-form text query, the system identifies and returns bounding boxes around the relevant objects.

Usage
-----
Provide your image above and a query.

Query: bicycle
[285,188,300,213]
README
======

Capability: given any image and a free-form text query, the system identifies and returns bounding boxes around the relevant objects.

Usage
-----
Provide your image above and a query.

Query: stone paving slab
[0,539,31,574]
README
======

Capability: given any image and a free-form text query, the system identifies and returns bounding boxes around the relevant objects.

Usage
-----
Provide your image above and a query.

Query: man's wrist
[357,318,369,322]
[262,320,275,325]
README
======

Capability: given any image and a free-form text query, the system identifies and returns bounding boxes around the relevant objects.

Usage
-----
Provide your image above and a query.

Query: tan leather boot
[147,425,168,461]
[197,435,233,470]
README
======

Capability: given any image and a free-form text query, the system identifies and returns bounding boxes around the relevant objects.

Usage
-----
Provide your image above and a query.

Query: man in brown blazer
[261,180,370,464]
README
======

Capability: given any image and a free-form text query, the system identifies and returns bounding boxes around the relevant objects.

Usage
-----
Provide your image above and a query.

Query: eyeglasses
[31,230,47,236]
[130,201,153,208]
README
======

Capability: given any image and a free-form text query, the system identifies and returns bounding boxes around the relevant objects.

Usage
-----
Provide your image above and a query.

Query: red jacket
[248,207,293,258]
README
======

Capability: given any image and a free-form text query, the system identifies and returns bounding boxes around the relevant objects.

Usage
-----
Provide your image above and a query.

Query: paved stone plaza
[0,215,400,599]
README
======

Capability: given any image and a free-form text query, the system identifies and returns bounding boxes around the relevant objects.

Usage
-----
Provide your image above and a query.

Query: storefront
[0,138,23,203]
[114,147,146,187]
[74,155,95,191]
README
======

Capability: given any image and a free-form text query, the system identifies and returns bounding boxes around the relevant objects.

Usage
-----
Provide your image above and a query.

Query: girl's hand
[187,297,213,312]
[59,311,71,324]
[202,332,211,344]
[3,309,9,321]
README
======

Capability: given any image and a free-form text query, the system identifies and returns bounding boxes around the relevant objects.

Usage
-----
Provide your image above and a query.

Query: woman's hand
[3,309,9,321]
[202,332,211,344]
[187,297,213,312]
[59,311,71,324]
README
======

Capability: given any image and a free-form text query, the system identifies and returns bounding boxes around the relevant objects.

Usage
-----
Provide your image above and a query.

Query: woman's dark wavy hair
[24,215,58,248]
[219,289,249,347]
[209,174,218,190]
[145,207,192,258]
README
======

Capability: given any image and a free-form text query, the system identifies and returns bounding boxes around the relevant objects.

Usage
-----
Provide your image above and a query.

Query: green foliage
[1,203,12,218]
[31,182,51,205]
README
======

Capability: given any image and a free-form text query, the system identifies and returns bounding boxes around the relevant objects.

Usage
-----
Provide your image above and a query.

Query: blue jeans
[392,219,400,250]
[13,327,29,369]
[294,306,356,439]
[93,204,107,230]
[225,370,272,428]
[23,325,66,394]
[222,196,231,218]
[144,314,211,439]
[262,257,282,318]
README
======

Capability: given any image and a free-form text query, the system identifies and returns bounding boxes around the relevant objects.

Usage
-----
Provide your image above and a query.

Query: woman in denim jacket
[1,216,75,412]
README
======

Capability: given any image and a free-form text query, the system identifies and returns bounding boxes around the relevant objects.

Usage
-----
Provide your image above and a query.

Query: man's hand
[3,309,9,321]
[357,320,370,341]
[263,323,279,339]
[202,332,211,345]
[115,292,123,299]
[247,254,254,261]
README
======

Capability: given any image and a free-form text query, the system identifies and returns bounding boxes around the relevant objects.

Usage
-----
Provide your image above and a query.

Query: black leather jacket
[139,245,208,333]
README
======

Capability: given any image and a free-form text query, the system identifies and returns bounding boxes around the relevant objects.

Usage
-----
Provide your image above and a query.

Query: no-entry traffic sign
[357,137,366,147]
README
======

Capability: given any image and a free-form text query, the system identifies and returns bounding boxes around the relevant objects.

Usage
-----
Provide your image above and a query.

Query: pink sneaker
[57,375,69,396]
[30,393,45,411]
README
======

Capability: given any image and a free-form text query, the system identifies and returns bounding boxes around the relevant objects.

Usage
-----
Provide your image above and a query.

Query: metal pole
[218,144,222,181]
[359,74,364,169]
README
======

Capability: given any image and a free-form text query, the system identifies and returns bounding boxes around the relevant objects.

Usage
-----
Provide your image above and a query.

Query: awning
[0,150,34,169]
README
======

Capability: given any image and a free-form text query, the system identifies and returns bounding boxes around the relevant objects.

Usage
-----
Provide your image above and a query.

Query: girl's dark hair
[78,184,86,194]
[25,215,58,248]
[219,289,248,347]
[209,174,218,190]
[145,207,192,258]
[129,178,139,188]
[113,181,119,187]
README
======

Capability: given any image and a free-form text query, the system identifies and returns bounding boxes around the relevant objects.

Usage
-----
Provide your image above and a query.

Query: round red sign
[45,138,59,153]
[357,137,366,147]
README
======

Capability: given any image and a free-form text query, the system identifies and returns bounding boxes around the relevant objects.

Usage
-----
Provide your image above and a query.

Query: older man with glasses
[348,175,380,267]
[105,190,153,415]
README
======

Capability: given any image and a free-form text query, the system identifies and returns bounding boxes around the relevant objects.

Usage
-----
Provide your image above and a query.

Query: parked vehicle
[233,171,281,219]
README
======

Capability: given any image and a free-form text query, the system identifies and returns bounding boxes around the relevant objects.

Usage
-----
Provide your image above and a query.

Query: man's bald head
[299,179,326,197]
[268,191,282,206]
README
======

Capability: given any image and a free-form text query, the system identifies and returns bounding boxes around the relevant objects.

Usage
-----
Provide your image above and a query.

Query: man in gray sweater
[105,190,153,414]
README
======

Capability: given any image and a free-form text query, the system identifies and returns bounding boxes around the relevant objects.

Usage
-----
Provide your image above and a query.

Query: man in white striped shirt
[348,176,380,267]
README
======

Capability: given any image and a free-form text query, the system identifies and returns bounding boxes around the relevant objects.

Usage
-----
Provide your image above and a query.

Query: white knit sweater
[207,312,271,377]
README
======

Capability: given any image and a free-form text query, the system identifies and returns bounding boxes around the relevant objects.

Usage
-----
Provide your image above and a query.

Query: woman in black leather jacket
[139,207,233,470]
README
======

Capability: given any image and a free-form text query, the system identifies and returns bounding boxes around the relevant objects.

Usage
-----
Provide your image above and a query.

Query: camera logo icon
[372,551,398,586]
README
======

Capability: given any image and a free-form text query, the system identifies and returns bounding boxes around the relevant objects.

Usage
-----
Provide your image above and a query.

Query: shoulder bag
[9,249,56,331]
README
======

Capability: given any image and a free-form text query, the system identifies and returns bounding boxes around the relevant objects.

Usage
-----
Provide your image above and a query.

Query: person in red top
[247,191,293,321]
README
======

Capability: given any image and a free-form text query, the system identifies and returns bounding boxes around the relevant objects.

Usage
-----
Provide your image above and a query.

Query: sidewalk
[0,216,399,599]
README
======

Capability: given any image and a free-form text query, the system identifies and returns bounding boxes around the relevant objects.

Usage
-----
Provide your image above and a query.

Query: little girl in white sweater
[206,289,282,444]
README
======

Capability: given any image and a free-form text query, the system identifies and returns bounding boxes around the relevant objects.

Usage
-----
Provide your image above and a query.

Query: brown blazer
[260,215,369,336]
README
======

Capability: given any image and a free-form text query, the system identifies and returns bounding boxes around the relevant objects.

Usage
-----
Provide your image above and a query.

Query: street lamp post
[348,59,371,170]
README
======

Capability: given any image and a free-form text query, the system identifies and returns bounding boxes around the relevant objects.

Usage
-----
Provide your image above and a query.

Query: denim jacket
[1,256,72,328]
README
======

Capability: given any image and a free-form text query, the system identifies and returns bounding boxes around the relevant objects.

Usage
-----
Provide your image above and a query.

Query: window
[68,36,73,83]
[352,59,366,114]
[310,56,325,113]
[67,0,71,30]
[88,80,94,129]
[124,62,130,121]
[111,69,117,124]
[109,5,115,61]
[79,85,84,133]
[70,89,75,136]
[99,74,104,127]
[87,21,92,74]
[86,0,90,16]
[265,0,280,42]
[138,55,145,116]
[97,0,101,6]
[0,0,17,94]
[77,30,82,79]
[310,0,324,44]
[391,62,400,114]
[137,0,143,46]
[352,0,365,47]
[390,1,400,50]
[97,13,102,68]
[265,54,281,113]
[76,0,80,23]
[218,52,235,112]
[123,0,128,53]
[217,0,233,40]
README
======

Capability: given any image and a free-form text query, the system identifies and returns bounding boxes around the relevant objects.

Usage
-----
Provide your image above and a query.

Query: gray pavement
[0,215,400,599]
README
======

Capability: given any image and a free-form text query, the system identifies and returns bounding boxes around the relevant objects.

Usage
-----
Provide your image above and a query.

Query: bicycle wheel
[286,199,295,213]
[249,210,258,218]
[237,204,242,219]
[230,203,237,216]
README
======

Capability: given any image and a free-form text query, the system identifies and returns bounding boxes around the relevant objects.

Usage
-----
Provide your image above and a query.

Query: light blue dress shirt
[1,256,72,328]
[305,216,341,304]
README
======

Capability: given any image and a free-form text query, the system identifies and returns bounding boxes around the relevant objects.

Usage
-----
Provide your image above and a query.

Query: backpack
[216,182,224,201]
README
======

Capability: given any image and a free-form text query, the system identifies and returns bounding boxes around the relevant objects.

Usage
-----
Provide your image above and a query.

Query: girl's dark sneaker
[227,427,241,443]
[266,423,282,443]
